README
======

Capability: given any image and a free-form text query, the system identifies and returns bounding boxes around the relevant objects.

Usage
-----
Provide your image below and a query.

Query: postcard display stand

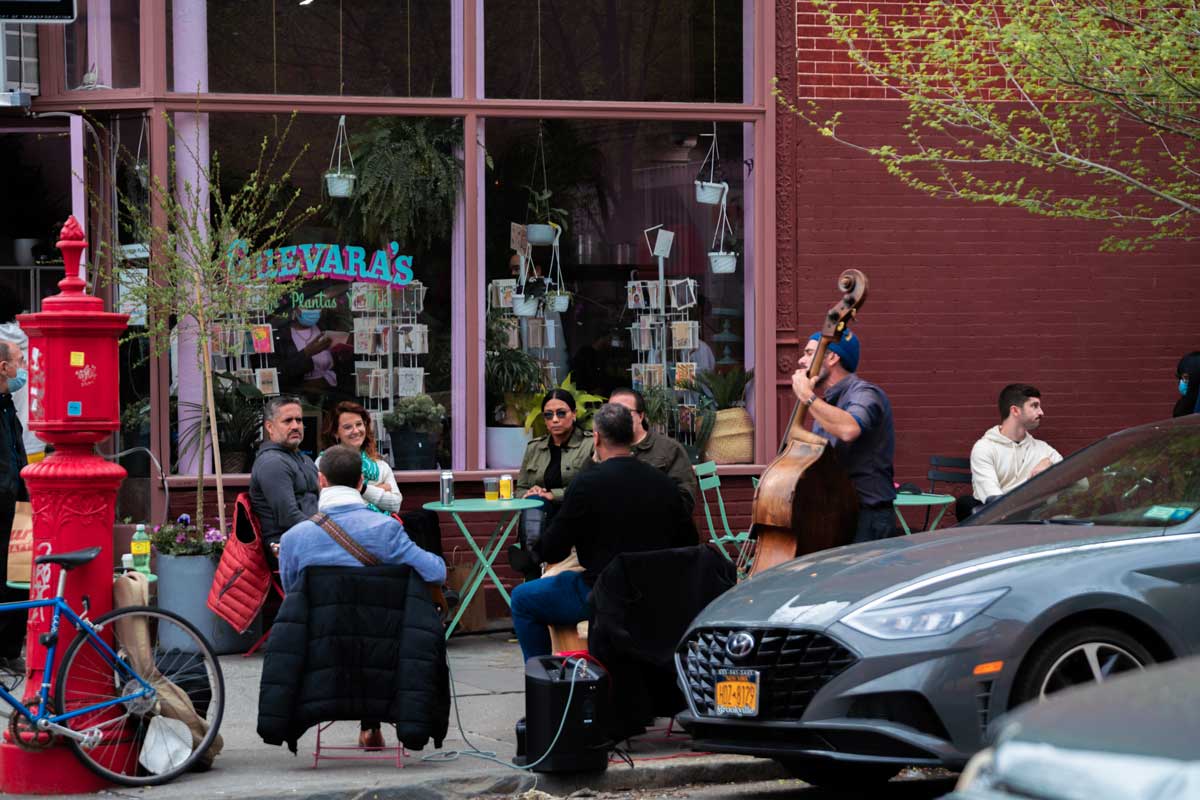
[209,301,278,400]
[489,225,567,388]
[628,226,701,441]
[352,281,429,460]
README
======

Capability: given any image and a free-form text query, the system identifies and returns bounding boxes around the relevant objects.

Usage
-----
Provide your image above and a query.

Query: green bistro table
[893,493,957,535]
[424,497,543,639]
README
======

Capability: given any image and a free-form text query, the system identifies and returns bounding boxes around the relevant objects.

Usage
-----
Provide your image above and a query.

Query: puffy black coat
[256,565,450,753]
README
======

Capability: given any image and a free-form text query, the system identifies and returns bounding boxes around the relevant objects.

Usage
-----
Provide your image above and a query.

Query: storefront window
[165,113,459,473]
[484,0,745,103]
[483,118,751,462]
[64,0,141,90]
[167,1,452,97]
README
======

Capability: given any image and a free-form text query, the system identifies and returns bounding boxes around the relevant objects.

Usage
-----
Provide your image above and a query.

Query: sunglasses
[542,409,571,419]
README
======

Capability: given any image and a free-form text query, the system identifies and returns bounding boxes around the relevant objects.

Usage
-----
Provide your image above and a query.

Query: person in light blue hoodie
[278,443,446,750]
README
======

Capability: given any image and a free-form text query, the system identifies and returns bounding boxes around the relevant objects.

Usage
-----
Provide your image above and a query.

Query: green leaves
[788,0,1200,250]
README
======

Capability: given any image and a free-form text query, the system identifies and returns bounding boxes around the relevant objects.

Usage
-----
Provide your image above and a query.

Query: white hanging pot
[547,292,571,313]
[708,251,737,274]
[324,171,356,198]
[526,223,556,245]
[695,180,728,206]
[513,294,540,317]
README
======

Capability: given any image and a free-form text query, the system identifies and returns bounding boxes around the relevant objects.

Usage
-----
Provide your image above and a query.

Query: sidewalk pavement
[41,632,785,799]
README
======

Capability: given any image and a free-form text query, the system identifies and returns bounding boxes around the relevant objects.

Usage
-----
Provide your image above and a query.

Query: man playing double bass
[792,330,897,543]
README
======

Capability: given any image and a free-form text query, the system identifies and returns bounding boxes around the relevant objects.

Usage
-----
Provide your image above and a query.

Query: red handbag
[207,493,273,634]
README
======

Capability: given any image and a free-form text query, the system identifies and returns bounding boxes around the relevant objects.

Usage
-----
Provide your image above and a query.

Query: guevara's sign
[226,239,415,288]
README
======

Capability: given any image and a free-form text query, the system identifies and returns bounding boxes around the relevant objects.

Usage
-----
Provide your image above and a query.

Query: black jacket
[539,455,698,585]
[0,393,26,497]
[256,565,450,753]
[589,544,736,740]
[248,442,319,545]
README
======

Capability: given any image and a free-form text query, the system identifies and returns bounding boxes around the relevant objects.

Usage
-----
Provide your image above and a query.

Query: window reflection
[65,0,141,90]
[485,0,745,102]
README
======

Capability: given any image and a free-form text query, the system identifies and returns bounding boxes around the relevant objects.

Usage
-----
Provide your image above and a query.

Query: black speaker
[514,655,609,773]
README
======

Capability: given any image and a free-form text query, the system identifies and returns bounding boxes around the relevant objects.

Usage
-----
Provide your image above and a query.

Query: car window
[967,420,1200,527]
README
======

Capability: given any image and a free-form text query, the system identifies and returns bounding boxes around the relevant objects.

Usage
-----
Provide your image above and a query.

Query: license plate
[714,669,759,717]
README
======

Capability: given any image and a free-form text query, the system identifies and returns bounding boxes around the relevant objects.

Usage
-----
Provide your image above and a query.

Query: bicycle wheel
[54,605,225,786]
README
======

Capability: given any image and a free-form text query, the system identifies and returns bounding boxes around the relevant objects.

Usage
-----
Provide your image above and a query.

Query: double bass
[748,270,869,577]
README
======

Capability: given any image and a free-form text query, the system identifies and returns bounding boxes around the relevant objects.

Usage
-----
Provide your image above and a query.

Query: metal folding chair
[693,461,755,580]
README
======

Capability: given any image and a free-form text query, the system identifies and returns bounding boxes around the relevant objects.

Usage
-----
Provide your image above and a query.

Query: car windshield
[967,417,1200,528]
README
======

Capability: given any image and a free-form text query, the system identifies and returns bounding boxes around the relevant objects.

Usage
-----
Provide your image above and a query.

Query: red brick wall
[776,3,1197,500]
[773,102,1198,503]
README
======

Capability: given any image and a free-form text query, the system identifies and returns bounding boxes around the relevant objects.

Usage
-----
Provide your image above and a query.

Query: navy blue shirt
[813,374,896,507]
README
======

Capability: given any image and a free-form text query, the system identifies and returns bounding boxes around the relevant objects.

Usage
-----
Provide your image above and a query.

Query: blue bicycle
[0,546,224,785]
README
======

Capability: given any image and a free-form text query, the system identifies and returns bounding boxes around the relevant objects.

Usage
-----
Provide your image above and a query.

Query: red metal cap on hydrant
[0,217,130,794]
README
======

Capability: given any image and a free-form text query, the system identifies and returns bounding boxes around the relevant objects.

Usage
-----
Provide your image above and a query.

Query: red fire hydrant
[0,217,129,794]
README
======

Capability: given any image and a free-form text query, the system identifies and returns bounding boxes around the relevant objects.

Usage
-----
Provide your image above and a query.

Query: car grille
[680,627,858,720]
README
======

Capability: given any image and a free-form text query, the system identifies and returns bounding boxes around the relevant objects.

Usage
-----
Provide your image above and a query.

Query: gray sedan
[675,415,1200,790]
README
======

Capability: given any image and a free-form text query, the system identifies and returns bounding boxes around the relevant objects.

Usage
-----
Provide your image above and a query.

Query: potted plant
[178,374,265,474]
[325,117,464,250]
[524,187,568,246]
[695,127,728,206]
[151,514,258,654]
[485,312,546,468]
[708,192,738,274]
[681,368,755,464]
[522,374,605,436]
[383,394,445,471]
[323,114,357,198]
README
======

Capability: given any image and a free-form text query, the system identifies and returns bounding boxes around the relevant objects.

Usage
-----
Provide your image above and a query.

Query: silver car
[675,415,1200,790]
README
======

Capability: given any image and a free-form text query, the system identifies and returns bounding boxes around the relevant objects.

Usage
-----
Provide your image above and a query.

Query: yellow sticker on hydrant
[69,352,85,367]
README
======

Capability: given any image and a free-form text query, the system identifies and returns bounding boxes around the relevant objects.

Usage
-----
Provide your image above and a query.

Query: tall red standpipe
[0,217,129,794]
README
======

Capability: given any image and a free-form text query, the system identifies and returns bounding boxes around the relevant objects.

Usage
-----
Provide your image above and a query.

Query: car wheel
[1013,625,1154,705]
[775,758,900,788]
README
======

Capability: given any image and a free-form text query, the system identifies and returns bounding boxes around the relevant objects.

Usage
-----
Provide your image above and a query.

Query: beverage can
[439,471,455,506]
[499,473,514,500]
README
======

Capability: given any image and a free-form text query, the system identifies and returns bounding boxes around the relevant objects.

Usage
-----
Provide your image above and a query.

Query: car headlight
[842,588,1009,640]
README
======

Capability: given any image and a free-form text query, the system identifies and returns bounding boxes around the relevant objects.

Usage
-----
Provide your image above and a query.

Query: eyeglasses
[542,409,570,420]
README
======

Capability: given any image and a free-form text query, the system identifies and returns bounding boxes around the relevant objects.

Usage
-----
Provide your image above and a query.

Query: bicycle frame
[0,569,154,742]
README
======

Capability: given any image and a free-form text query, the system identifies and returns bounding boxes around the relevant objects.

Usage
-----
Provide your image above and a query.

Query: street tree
[777,0,1200,251]
[91,113,316,532]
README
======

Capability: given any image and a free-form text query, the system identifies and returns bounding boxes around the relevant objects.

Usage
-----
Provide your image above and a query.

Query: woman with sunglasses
[509,389,593,579]
[515,388,594,502]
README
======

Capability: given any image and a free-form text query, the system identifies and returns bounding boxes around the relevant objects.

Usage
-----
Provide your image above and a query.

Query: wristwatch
[800,394,816,407]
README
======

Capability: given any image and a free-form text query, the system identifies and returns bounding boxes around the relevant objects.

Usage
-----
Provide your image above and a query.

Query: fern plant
[327,118,464,249]
[680,368,754,410]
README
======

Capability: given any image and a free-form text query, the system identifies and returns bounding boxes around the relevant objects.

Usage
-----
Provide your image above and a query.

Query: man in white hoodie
[970,384,1062,503]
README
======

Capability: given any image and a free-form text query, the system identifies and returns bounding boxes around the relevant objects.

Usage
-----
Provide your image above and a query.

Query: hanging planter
[324,115,357,198]
[526,223,556,245]
[512,254,542,317]
[543,223,569,311]
[708,187,737,274]
[694,124,727,206]
[546,291,571,313]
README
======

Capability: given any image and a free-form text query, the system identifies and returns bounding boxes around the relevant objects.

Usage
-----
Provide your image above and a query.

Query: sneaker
[358,727,385,751]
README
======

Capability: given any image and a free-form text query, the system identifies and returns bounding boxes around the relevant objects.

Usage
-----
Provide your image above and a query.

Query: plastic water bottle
[131,523,151,575]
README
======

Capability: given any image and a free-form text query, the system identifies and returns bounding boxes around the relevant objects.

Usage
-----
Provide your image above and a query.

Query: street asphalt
[18,632,788,799]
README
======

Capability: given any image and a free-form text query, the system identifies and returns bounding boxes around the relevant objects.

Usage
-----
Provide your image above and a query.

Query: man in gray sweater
[250,396,319,552]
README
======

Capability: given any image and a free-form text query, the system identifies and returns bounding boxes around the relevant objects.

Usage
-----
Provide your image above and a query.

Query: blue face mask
[7,368,26,393]
[296,309,322,328]
[1181,378,1190,397]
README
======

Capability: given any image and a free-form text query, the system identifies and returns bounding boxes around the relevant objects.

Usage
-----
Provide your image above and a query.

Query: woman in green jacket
[510,389,594,579]
[516,388,594,502]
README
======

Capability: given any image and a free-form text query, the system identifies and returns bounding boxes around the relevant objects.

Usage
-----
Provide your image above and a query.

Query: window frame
[32,0,776,479]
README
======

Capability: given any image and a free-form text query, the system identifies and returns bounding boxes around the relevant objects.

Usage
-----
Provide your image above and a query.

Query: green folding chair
[694,461,755,580]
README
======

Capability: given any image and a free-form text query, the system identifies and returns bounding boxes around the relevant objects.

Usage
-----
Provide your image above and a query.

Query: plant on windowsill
[383,394,445,471]
[178,374,265,475]
[485,311,546,468]
[679,368,755,464]
[522,374,605,437]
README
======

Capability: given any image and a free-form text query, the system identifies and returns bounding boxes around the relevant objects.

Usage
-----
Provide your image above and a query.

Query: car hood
[976,658,1200,800]
[695,524,1158,629]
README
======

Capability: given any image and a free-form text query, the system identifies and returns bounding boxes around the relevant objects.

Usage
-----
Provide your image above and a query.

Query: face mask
[1181,379,1190,397]
[6,368,25,393]
[296,309,322,327]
